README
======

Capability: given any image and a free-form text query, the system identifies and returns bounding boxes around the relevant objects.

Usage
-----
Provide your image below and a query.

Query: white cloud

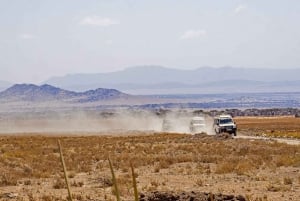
[234,4,247,14]
[180,29,206,40]
[80,16,119,26]
[19,34,35,39]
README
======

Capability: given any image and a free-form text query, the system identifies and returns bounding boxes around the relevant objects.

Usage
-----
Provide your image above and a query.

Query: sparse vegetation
[235,116,300,138]
[0,130,299,200]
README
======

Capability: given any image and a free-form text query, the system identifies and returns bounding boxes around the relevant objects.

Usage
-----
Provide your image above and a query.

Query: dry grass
[0,132,299,200]
[235,116,300,138]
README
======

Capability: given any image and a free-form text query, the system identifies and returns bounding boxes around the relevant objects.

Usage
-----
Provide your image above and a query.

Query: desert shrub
[53,178,65,189]
[71,180,84,187]
[283,177,293,185]
[235,159,256,175]
[41,195,53,201]
[215,161,236,174]
[0,173,18,186]
[24,179,32,185]
[195,178,203,186]
[68,172,76,178]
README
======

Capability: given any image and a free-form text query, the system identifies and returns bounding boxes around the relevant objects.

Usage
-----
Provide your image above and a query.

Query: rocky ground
[140,191,246,201]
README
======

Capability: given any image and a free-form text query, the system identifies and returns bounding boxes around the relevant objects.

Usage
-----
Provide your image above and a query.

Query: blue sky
[0,0,300,83]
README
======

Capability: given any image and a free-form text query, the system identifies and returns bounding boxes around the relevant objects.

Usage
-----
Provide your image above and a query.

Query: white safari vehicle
[190,116,206,134]
[213,115,237,136]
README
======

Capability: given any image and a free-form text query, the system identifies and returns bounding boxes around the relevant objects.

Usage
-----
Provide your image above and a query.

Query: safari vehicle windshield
[219,118,233,124]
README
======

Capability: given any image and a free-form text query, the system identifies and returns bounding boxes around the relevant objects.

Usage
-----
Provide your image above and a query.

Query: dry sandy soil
[0,117,300,201]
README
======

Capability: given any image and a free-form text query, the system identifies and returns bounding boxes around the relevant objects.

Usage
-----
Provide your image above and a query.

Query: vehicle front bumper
[219,126,236,133]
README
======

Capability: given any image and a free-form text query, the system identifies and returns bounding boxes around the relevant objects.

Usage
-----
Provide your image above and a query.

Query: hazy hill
[0,84,128,102]
[44,66,300,94]
[0,84,300,111]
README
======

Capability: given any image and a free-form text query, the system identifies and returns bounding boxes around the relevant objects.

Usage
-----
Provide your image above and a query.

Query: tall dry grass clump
[108,156,121,201]
[57,139,73,201]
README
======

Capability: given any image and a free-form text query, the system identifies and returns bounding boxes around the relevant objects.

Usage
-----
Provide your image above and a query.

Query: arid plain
[0,116,300,201]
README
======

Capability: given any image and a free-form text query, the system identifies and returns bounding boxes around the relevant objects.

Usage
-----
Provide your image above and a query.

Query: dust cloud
[0,109,214,135]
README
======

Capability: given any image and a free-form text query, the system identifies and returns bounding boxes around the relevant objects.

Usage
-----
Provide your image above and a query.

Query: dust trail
[157,110,215,134]
[0,110,158,133]
[0,109,214,134]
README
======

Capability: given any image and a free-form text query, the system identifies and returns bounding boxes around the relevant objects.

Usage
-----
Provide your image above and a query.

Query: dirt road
[235,134,300,145]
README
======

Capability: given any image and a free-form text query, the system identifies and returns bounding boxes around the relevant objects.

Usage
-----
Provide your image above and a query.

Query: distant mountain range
[0,84,128,102]
[1,66,300,95]
[43,66,300,94]
[1,83,300,111]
